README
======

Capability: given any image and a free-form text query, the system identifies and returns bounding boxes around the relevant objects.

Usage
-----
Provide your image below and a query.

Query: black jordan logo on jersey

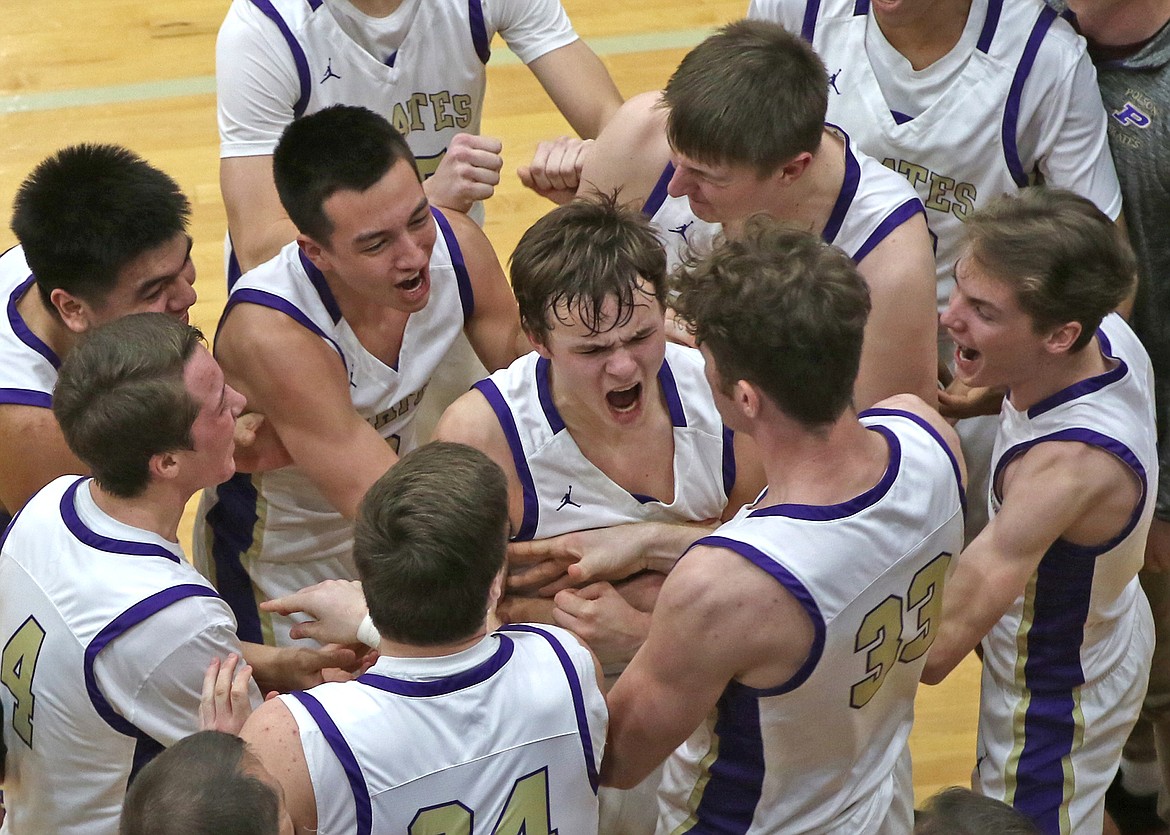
[556,485,582,511]
[828,69,843,95]
[669,221,694,243]
[321,59,341,84]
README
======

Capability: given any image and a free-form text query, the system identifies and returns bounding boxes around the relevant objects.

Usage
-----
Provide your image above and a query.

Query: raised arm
[922,440,1141,684]
[576,91,673,207]
[0,404,86,515]
[854,212,940,409]
[216,304,397,520]
[527,39,623,140]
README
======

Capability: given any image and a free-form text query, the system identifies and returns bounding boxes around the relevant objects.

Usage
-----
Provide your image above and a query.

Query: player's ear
[296,234,331,273]
[150,450,182,483]
[771,151,814,186]
[527,330,552,359]
[734,379,763,420]
[50,288,98,334]
[1044,320,1082,355]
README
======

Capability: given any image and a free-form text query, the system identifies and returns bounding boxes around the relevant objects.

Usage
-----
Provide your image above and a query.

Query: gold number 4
[2,616,47,747]
[409,768,557,835]
[850,553,951,709]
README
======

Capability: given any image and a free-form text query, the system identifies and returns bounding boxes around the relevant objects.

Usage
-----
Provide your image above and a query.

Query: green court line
[0,27,714,114]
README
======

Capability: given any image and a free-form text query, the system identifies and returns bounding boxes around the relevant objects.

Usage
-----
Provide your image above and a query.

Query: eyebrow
[138,236,193,296]
[353,197,431,245]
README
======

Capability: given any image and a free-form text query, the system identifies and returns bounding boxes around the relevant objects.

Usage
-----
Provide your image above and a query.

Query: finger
[319,646,359,672]
[553,588,590,617]
[200,657,220,725]
[507,559,568,591]
[461,156,503,185]
[260,593,307,615]
[287,620,330,643]
[215,653,239,709]
[537,571,583,596]
[507,538,562,564]
[458,133,503,154]
[232,664,254,717]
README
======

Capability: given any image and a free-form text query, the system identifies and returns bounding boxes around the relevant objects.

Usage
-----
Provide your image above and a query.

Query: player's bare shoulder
[577,91,673,207]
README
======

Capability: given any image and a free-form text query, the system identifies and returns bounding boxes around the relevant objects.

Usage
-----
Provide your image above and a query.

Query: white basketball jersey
[474,343,735,540]
[281,624,606,834]
[657,410,965,834]
[644,127,925,276]
[0,477,240,835]
[752,0,1122,307]
[980,315,1157,812]
[194,208,472,645]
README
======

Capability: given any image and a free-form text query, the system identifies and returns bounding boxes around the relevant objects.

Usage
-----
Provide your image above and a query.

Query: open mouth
[396,273,424,292]
[606,383,642,412]
[956,345,981,362]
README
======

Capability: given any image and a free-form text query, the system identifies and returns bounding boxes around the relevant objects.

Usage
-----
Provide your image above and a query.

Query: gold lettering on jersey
[367,385,428,432]
[452,94,472,129]
[406,93,429,132]
[430,91,455,131]
[390,92,475,136]
[884,159,978,221]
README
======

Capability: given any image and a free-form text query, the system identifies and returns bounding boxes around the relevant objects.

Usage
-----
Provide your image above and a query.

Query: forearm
[637,521,718,574]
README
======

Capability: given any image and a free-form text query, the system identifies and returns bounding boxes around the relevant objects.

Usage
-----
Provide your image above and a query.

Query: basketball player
[601,218,965,831]
[196,105,530,647]
[922,189,1154,834]
[240,442,607,833]
[0,314,349,835]
[577,20,938,410]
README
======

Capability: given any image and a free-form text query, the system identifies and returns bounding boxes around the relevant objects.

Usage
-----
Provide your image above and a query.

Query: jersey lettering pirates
[473,343,735,541]
[280,624,605,834]
[0,477,248,835]
[193,207,473,647]
[977,314,1157,833]
[658,410,965,834]
[0,245,59,529]
[643,126,925,277]
[750,0,1122,309]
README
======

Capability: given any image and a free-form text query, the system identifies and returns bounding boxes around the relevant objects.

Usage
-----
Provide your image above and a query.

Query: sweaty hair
[962,187,1135,352]
[354,442,509,646]
[914,787,1040,834]
[510,194,668,344]
[663,19,828,175]
[273,104,418,244]
[121,731,281,835]
[53,313,204,499]
[675,216,870,428]
[11,144,190,312]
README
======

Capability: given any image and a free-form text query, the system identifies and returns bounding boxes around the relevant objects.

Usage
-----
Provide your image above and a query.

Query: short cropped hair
[273,104,418,244]
[354,442,509,646]
[53,313,204,499]
[11,144,190,311]
[675,216,870,428]
[121,731,280,835]
[510,194,668,344]
[914,787,1040,834]
[663,20,828,175]
[963,187,1135,351]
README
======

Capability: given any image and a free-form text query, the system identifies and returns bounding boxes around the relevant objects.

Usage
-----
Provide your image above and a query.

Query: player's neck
[1071,0,1170,46]
[88,481,184,544]
[377,626,488,659]
[873,0,972,71]
[1007,333,1111,413]
[771,129,848,236]
[16,282,80,360]
[750,411,890,509]
[341,0,405,17]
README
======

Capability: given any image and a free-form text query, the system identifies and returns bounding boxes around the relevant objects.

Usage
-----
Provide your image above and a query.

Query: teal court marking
[0,27,714,114]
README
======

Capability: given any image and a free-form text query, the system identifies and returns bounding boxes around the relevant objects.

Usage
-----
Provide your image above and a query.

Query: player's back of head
[355,442,509,647]
[914,787,1040,834]
[510,193,668,344]
[663,19,828,174]
[11,144,190,312]
[120,731,282,835]
[52,312,204,499]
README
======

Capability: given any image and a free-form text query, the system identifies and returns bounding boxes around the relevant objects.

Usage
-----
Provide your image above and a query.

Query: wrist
[641,522,712,574]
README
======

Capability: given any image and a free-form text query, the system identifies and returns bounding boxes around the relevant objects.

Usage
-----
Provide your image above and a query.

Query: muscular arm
[442,210,529,371]
[220,156,298,274]
[576,91,673,207]
[922,440,1141,684]
[241,699,318,835]
[603,544,815,788]
[527,39,623,140]
[854,212,939,409]
[0,404,86,515]
[216,304,398,520]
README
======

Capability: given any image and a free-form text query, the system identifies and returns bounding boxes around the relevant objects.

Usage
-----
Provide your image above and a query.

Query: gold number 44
[2,616,47,747]
[409,768,558,835]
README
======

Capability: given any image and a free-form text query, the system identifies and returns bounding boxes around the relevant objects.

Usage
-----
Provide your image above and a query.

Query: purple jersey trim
[468,0,491,64]
[84,584,221,737]
[247,0,313,118]
[851,197,925,265]
[431,207,475,323]
[7,274,61,370]
[860,407,967,516]
[357,635,514,697]
[206,473,265,644]
[890,110,914,125]
[801,0,822,40]
[61,478,183,562]
[822,125,861,251]
[976,0,1003,53]
[499,624,601,793]
[1026,328,1126,418]
[226,237,243,291]
[852,0,869,13]
[690,681,766,831]
[224,288,349,375]
[722,426,737,501]
[289,690,373,835]
[659,357,688,428]
[1003,7,1058,188]
[749,424,901,521]
[299,250,343,323]
[472,378,540,540]
[993,428,1148,555]
[0,389,52,408]
[534,356,564,433]
[642,163,675,218]
[691,536,827,695]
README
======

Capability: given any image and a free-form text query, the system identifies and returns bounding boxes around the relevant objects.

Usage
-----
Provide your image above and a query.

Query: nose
[939,293,961,332]
[395,232,431,274]
[606,346,637,379]
[666,164,693,199]
[226,384,247,418]
[172,262,198,313]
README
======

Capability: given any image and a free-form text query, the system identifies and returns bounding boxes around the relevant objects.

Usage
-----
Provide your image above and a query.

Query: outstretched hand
[938,379,1004,422]
[507,525,653,596]
[262,579,368,646]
